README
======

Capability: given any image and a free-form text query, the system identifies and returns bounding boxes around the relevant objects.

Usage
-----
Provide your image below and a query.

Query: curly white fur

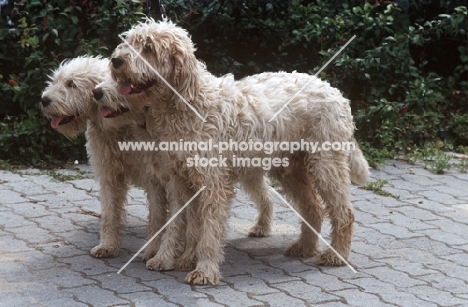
[110,19,369,285]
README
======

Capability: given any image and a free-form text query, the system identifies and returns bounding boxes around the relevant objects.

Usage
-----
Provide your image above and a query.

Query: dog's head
[92,74,146,130]
[41,56,109,138]
[110,19,200,110]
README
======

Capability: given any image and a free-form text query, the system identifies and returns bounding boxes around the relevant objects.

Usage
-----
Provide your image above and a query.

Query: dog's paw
[142,248,158,262]
[90,245,118,258]
[284,241,318,258]
[146,256,175,271]
[185,269,219,285]
[174,255,196,271]
[315,249,348,266]
[247,224,271,237]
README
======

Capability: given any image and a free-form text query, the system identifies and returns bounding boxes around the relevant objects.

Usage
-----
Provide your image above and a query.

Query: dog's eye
[66,80,75,88]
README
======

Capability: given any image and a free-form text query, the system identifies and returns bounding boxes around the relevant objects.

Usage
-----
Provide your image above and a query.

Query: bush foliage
[0,0,467,165]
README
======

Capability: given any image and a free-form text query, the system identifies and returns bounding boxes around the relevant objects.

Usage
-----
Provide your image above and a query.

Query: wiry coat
[111,19,369,285]
[41,57,167,259]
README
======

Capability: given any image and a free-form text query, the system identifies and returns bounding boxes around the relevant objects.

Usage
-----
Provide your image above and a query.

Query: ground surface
[1,160,467,307]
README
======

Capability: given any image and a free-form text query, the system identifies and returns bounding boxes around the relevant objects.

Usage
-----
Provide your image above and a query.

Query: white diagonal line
[117,185,206,274]
[268,35,356,122]
[270,188,357,273]
[118,34,206,122]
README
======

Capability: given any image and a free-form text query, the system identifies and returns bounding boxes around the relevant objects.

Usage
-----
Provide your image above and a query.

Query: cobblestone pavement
[1,160,468,307]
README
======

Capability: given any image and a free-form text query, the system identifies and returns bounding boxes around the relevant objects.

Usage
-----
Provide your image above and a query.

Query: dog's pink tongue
[50,116,64,129]
[100,107,113,117]
[120,82,132,95]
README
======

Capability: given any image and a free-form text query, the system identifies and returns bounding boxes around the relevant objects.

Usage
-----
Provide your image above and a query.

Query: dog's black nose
[41,96,51,107]
[92,87,103,101]
[111,57,124,69]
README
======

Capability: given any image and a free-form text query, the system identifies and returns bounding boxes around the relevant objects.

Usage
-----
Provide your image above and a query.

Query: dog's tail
[349,137,370,186]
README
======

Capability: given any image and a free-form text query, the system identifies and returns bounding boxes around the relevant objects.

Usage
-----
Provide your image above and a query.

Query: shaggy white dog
[40,56,169,260]
[93,76,278,271]
[110,19,369,285]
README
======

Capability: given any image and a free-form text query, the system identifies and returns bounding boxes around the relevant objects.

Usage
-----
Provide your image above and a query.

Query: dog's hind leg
[240,169,274,237]
[308,151,354,266]
[271,152,323,257]
[91,173,129,258]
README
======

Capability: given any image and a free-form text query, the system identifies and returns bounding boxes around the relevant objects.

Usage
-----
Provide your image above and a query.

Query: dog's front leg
[142,178,168,262]
[90,174,129,258]
[146,176,187,271]
[185,185,233,285]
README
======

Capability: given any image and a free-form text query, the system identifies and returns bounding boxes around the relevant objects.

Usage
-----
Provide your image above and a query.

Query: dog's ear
[172,42,200,111]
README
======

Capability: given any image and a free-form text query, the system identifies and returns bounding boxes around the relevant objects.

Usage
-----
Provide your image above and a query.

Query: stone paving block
[62,285,130,306]
[373,256,439,276]
[398,174,442,186]
[0,170,29,182]
[419,228,467,246]
[290,271,358,292]
[68,178,99,191]
[352,200,396,219]
[424,262,468,281]
[361,266,427,288]
[387,178,432,192]
[193,285,265,307]
[0,261,43,284]
[119,291,181,307]
[0,234,34,252]
[90,273,153,293]
[189,298,225,307]
[386,211,438,231]
[146,277,207,306]
[415,273,468,294]
[403,198,455,213]
[415,190,458,205]
[346,277,436,307]
[38,266,97,288]
[401,237,464,256]
[5,180,51,196]
[44,297,88,307]
[30,214,78,233]
[12,224,59,244]
[273,279,344,304]
[41,242,89,258]
[253,253,314,274]
[252,292,307,307]
[57,255,119,276]
[10,202,51,218]
[18,250,61,271]
[0,292,40,307]
[1,189,28,204]
[407,285,468,306]
[440,253,468,266]
[393,204,445,221]
[367,222,425,239]
[332,289,394,307]
[19,283,75,303]
[0,210,38,229]
[223,275,279,295]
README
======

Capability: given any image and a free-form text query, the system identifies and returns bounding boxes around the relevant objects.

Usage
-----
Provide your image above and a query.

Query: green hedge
[0,0,467,165]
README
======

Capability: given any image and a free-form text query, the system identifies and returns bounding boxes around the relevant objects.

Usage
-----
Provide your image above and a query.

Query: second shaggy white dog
[41,56,168,260]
